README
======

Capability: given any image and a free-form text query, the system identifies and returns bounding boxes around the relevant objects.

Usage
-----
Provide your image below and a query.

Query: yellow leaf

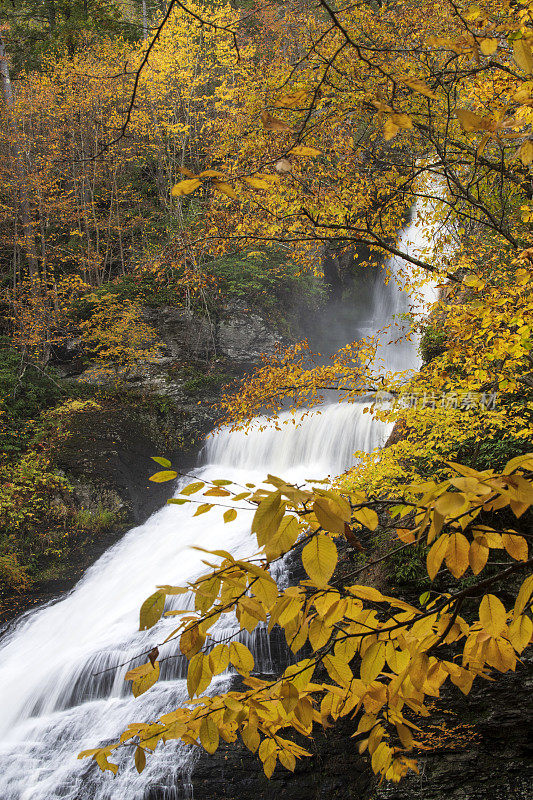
[280,681,300,714]
[290,145,321,156]
[353,506,379,530]
[396,722,414,749]
[402,77,437,98]
[134,746,146,774]
[502,533,528,561]
[243,177,271,189]
[198,169,227,178]
[180,481,205,495]
[171,179,201,196]
[125,661,160,698]
[445,532,470,578]
[463,274,484,288]
[435,492,467,517]
[252,491,283,544]
[323,654,353,687]
[139,590,165,630]
[223,508,238,523]
[208,643,230,675]
[149,470,178,483]
[479,594,507,636]
[391,113,413,130]
[514,574,533,616]
[251,574,279,610]
[468,539,489,575]
[514,39,533,75]
[95,748,119,775]
[480,38,497,56]
[302,534,338,586]
[229,641,254,675]
[241,722,260,752]
[313,498,346,534]
[276,90,307,108]
[427,534,450,581]
[360,641,386,683]
[486,636,516,672]
[203,487,231,497]
[508,614,533,653]
[199,716,219,754]
[455,108,484,132]
[187,652,212,698]
[260,109,293,131]
[279,750,296,771]
[384,118,399,140]
[213,181,238,200]
[194,503,214,516]
[348,584,386,602]
[309,615,333,650]
[178,166,197,178]
[180,625,205,657]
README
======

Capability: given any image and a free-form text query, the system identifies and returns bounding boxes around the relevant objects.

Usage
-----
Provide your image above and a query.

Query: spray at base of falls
[0,202,438,799]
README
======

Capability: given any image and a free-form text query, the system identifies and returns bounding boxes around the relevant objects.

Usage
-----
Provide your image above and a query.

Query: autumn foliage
[1,0,532,788]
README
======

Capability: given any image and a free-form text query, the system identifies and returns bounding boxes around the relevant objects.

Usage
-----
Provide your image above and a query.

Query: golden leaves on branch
[102,455,533,784]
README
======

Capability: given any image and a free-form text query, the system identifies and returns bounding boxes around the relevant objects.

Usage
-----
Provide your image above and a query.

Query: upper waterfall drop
[0,201,437,799]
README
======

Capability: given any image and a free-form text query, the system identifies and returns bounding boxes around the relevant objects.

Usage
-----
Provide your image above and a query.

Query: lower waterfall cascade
[0,206,437,800]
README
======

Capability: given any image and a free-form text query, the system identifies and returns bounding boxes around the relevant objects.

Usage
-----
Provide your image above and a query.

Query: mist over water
[0,204,437,799]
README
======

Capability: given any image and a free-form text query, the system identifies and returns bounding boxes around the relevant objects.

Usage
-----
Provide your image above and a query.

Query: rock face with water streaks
[51,301,285,526]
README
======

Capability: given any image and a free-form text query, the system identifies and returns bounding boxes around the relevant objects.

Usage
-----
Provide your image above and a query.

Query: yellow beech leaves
[302,534,338,586]
[80,454,532,784]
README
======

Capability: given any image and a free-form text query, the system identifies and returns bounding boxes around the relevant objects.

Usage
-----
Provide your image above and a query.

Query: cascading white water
[0,202,437,800]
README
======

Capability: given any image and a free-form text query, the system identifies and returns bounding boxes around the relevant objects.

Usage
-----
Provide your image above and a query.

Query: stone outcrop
[50,299,285,522]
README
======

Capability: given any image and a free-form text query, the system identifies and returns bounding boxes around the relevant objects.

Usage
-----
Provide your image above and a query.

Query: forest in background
[0,0,532,788]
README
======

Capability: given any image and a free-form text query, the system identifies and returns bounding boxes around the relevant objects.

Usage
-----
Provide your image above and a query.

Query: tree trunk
[0,32,41,290]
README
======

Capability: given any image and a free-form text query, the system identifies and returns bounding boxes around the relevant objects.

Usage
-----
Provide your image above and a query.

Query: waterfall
[0,203,437,800]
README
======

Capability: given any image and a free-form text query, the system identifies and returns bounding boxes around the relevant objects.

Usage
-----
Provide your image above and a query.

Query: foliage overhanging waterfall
[0,208,435,799]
